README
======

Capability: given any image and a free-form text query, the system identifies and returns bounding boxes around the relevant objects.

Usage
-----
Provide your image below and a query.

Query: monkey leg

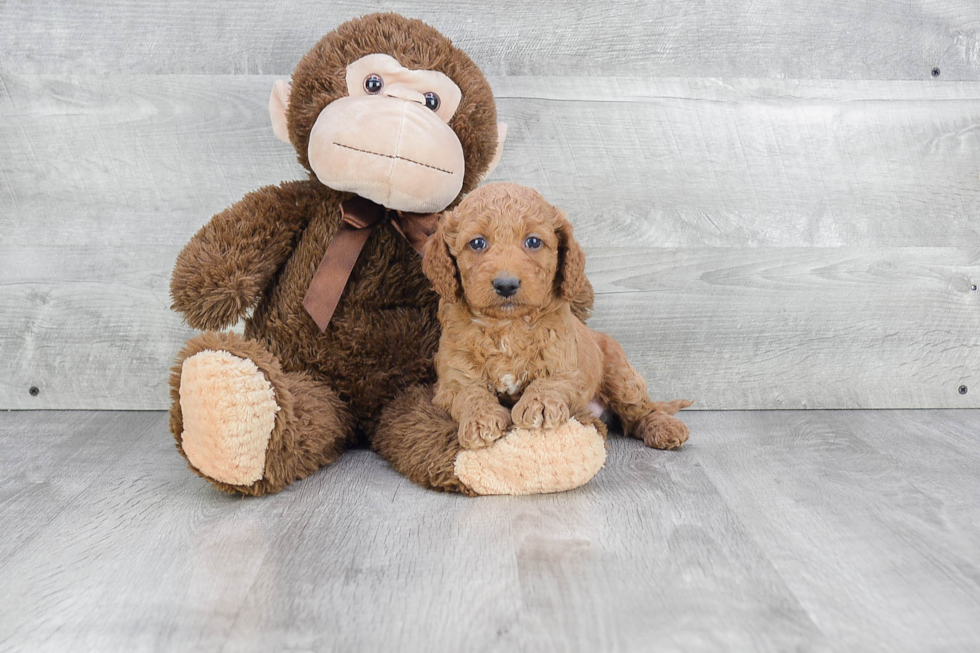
[374,385,607,496]
[169,331,355,496]
[595,332,693,450]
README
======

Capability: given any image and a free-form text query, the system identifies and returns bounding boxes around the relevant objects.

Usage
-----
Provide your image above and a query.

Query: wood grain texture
[1,0,979,79]
[493,77,980,248]
[0,74,980,409]
[2,410,980,651]
[692,410,980,651]
[2,76,979,409]
[5,74,979,249]
[0,411,305,651]
[0,411,160,566]
[2,246,976,410]
[586,247,980,410]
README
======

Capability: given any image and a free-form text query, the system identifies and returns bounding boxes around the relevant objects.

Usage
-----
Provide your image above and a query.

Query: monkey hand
[169,184,314,331]
[170,239,267,331]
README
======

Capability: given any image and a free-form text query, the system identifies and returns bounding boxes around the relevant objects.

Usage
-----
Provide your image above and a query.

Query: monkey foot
[178,350,280,486]
[454,419,606,495]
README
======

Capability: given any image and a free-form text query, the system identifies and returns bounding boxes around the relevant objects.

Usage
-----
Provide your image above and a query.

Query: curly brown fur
[169,331,356,495]
[169,14,525,495]
[424,182,692,450]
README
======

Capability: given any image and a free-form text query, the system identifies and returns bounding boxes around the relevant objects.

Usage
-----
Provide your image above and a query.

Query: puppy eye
[424,92,440,111]
[524,236,543,249]
[364,74,384,95]
[468,237,488,251]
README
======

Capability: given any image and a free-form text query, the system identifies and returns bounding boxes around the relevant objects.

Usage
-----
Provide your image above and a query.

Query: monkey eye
[468,237,488,251]
[423,92,440,111]
[364,74,384,95]
[524,236,543,249]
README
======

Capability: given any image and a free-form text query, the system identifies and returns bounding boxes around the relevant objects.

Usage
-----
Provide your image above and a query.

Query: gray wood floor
[1,410,978,652]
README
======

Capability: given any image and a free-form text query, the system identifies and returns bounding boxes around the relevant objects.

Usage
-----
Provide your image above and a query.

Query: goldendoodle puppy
[422,182,692,450]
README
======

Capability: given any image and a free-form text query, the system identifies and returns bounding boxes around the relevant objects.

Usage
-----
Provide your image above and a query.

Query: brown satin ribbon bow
[302,196,439,332]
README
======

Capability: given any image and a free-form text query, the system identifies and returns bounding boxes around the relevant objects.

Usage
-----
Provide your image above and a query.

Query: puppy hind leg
[595,332,691,450]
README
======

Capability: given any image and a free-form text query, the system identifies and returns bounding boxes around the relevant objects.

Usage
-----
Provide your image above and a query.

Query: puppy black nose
[492,276,520,298]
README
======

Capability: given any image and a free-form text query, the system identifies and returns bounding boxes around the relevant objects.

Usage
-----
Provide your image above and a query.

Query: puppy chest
[483,347,530,397]
[479,328,562,399]
[493,372,526,398]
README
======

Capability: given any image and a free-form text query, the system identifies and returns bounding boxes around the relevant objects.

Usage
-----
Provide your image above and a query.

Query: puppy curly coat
[422,182,692,451]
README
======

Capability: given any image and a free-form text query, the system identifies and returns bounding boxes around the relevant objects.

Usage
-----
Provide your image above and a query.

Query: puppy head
[422,182,586,317]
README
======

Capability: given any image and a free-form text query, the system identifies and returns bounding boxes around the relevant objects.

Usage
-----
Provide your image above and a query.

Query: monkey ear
[554,208,588,301]
[422,213,463,301]
[269,79,292,144]
[478,123,508,183]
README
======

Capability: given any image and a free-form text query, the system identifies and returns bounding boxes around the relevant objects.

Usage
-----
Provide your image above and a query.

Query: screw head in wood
[29,386,40,396]
[959,385,969,395]
[931,67,941,77]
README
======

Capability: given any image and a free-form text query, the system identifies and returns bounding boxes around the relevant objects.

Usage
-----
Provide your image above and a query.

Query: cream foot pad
[179,350,280,486]
[454,419,606,496]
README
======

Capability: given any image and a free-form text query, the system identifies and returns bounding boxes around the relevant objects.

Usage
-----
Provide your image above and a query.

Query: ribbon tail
[302,223,375,332]
[393,212,440,255]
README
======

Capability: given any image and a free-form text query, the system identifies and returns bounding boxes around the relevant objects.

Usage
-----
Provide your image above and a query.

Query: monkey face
[270,15,508,212]
[307,54,466,213]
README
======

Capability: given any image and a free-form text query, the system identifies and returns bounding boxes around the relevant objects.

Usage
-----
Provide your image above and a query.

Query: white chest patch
[497,374,522,395]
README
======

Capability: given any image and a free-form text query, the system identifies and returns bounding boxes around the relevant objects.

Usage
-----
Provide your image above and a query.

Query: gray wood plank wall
[1,1,978,409]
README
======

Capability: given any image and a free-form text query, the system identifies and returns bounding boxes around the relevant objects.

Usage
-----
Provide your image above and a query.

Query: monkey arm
[170,181,318,331]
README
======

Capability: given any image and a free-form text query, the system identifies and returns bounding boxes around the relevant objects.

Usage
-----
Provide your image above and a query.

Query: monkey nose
[492,275,520,298]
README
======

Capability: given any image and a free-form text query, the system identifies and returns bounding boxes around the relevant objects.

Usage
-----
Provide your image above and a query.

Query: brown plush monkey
[168,13,606,496]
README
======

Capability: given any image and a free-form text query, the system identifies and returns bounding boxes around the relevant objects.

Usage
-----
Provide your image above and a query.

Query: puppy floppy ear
[422,212,463,301]
[554,208,588,301]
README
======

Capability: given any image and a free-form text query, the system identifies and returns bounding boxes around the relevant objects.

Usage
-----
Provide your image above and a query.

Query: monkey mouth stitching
[332,142,454,175]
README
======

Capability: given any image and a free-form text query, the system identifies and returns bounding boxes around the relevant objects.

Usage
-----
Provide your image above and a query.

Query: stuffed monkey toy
[168,13,608,496]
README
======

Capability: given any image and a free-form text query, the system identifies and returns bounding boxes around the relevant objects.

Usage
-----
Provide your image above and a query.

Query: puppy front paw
[512,390,570,429]
[458,404,512,450]
[636,411,690,450]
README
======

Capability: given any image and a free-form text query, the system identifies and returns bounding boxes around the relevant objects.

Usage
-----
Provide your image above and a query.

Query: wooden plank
[4,74,979,249]
[0,411,307,651]
[1,0,978,80]
[4,409,980,651]
[0,410,831,652]
[689,410,980,651]
[3,74,980,409]
[2,246,976,409]
[0,278,196,409]
[492,77,980,248]
[218,426,829,652]
[0,74,305,237]
[839,410,980,564]
[0,411,152,565]
[587,246,980,410]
